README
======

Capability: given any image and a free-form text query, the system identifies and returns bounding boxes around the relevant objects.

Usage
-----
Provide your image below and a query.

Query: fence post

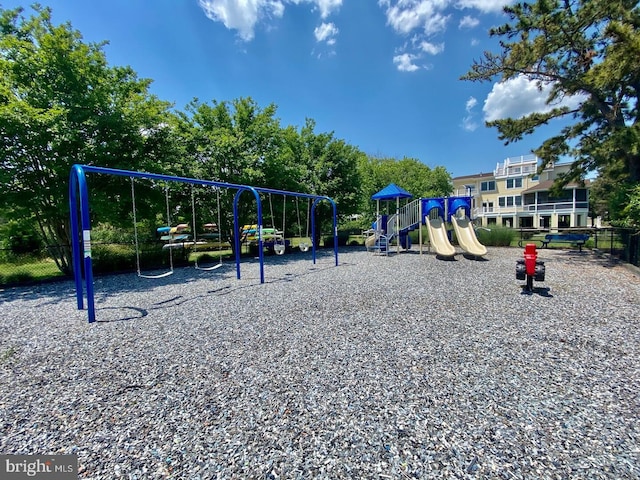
[610,229,614,256]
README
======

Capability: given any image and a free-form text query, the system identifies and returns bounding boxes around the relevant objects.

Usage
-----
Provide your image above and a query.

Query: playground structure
[366,185,487,258]
[516,243,546,292]
[448,197,488,257]
[69,165,338,323]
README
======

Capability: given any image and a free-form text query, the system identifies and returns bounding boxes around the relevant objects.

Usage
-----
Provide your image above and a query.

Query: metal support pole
[69,164,339,322]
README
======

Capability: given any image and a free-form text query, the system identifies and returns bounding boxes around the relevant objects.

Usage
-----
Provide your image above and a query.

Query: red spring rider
[516,243,545,292]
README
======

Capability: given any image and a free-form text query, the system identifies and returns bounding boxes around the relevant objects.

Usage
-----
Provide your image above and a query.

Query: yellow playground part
[451,215,487,257]
[425,217,456,257]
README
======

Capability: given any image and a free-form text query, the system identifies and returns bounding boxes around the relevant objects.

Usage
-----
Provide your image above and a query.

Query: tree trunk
[35,212,72,275]
[628,153,640,183]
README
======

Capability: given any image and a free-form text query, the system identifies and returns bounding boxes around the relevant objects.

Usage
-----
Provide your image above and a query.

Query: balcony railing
[494,154,541,178]
[474,202,589,217]
[494,165,539,178]
[524,201,589,213]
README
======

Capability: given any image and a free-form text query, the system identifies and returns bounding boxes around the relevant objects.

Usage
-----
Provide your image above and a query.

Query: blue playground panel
[447,196,471,221]
[422,198,445,218]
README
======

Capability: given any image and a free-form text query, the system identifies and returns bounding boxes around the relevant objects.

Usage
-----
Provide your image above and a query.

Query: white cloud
[198,0,285,41]
[461,96,479,131]
[314,22,339,44]
[423,12,451,35]
[316,0,342,18]
[462,116,478,131]
[381,0,450,35]
[289,0,342,18]
[393,53,421,72]
[199,0,341,41]
[483,75,587,122]
[455,0,514,13]
[459,15,479,29]
[466,96,477,111]
[420,41,444,55]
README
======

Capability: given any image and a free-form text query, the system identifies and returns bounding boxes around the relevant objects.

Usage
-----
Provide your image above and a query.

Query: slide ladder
[386,199,422,245]
[379,197,484,257]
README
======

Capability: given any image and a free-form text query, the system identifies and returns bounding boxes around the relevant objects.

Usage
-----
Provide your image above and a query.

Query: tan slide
[426,217,456,257]
[365,234,376,248]
[451,215,488,256]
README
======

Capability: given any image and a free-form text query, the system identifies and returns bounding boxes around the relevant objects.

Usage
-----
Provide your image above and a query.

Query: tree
[177,102,363,237]
[179,97,284,187]
[462,0,640,222]
[280,119,364,243]
[0,5,176,272]
[175,97,287,231]
[281,119,363,213]
[358,156,452,215]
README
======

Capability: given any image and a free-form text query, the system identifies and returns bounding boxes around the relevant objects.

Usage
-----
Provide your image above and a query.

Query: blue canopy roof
[371,183,413,200]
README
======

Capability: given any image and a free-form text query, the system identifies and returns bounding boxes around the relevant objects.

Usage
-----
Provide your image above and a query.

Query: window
[549,190,573,202]
[540,216,550,228]
[481,180,496,191]
[498,196,522,208]
[506,178,523,189]
[519,217,533,228]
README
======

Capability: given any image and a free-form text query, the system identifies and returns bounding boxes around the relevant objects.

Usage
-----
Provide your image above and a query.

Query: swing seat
[274,244,286,255]
[299,242,310,252]
[195,263,223,271]
[138,270,174,279]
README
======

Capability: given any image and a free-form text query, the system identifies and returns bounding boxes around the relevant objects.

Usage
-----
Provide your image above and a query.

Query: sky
[5,0,584,178]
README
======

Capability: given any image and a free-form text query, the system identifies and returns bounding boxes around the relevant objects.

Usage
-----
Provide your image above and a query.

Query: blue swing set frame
[69,164,338,323]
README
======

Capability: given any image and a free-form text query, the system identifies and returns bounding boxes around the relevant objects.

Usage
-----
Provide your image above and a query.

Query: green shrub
[195,253,216,264]
[408,226,429,244]
[323,232,350,247]
[91,243,185,274]
[91,223,135,244]
[92,244,136,273]
[0,219,44,258]
[476,226,516,247]
[0,271,35,285]
[339,217,371,233]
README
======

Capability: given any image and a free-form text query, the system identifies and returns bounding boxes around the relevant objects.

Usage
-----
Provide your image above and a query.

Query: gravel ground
[1,246,639,479]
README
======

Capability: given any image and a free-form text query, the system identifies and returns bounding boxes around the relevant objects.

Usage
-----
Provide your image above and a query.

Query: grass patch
[0,258,65,286]
[189,250,231,263]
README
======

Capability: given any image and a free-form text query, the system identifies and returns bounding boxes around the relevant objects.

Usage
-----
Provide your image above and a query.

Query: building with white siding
[452,155,590,229]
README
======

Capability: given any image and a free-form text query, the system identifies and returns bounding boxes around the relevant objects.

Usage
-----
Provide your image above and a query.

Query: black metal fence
[1,228,639,287]
[0,246,70,286]
[517,227,640,266]
[0,239,234,287]
[592,227,640,267]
